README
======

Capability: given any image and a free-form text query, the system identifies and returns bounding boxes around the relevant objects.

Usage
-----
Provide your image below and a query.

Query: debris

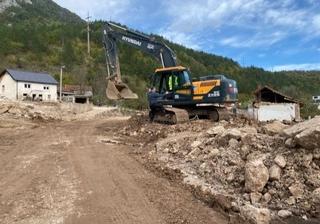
[123,113,320,221]
[283,116,320,150]
[289,183,304,198]
[263,121,287,135]
[269,165,281,181]
[274,155,286,168]
[240,204,271,224]
[250,192,262,204]
[207,125,225,136]
[278,210,292,218]
[245,159,269,193]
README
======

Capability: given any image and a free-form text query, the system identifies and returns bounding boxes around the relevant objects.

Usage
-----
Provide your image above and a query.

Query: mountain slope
[0,0,82,23]
[0,0,319,117]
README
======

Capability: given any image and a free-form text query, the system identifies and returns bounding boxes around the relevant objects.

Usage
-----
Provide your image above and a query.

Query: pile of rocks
[125,115,320,224]
[0,100,62,121]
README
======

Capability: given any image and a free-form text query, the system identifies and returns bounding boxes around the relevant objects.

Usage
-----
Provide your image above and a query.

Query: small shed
[248,86,301,122]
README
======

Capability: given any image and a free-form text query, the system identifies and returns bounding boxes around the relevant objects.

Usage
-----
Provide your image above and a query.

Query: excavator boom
[103,22,177,100]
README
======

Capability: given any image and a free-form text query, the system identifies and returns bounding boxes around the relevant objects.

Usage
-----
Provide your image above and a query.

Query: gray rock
[278,210,293,218]
[240,127,258,135]
[269,165,281,181]
[191,140,202,148]
[285,196,296,205]
[206,125,225,136]
[264,121,287,135]
[245,159,269,192]
[312,188,320,203]
[262,193,272,204]
[224,128,243,140]
[283,117,320,150]
[0,105,9,114]
[289,183,304,198]
[240,204,271,224]
[285,138,295,148]
[208,148,220,158]
[250,192,262,204]
[274,155,286,168]
[229,138,239,148]
[302,154,313,167]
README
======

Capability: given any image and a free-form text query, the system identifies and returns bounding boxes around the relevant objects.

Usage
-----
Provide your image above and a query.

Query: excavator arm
[103,22,177,100]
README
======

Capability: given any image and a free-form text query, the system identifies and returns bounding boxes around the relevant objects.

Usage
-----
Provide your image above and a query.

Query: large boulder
[245,159,269,192]
[240,204,271,224]
[283,116,320,150]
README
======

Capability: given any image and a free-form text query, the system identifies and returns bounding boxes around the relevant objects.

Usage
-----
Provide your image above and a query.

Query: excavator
[103,22,238,124]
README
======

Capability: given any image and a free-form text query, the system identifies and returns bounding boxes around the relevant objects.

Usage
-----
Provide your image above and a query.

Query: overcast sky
[53,0,320,71]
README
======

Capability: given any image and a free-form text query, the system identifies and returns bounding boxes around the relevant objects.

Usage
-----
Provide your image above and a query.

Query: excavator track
[153,107,189,125]
[208,107,232,122]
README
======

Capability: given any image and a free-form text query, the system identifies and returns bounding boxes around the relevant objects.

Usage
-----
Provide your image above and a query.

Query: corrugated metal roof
[2,69,58,85]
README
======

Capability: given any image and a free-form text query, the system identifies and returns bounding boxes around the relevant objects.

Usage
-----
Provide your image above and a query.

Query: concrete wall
[59,103,93,114]
[253,103,299,122]
[17,81,57,102]
[0,72,17,100]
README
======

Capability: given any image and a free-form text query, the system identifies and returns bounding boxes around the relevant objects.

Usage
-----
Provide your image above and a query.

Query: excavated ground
[0,101,228,224]
[1,98,319,224]
[105,113,320,224]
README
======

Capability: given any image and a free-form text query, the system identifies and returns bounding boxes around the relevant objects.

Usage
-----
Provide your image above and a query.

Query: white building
[248,86,301,122]
[0,69,58,102]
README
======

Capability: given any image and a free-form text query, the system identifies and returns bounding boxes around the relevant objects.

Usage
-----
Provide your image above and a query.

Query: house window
[48,95,51,100]
[24,84,31,88]
[1,85,4,93]
[43,86,50,90]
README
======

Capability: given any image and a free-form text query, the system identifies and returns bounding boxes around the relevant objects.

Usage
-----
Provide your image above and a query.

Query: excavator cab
[152,66,193,102]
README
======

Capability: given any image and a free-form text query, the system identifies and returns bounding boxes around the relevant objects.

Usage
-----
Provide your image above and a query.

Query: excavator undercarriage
[151,106,232,125]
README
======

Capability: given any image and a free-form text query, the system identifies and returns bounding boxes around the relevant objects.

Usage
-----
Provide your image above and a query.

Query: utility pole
[86,12,92,56]
[60,65,65,102]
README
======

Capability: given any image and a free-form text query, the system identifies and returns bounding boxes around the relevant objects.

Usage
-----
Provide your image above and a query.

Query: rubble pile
[122,115,320,223]
[0,100,62,121]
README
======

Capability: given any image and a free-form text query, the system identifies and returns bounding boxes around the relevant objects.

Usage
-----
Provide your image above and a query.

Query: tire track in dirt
[63,118,228,224]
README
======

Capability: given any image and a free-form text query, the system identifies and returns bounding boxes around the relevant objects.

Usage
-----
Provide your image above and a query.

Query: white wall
[0,72,17,100]
[17,82,57,102]
[255,103,299,122]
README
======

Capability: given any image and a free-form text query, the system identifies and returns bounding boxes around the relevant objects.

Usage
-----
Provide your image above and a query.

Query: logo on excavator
[122,36,142,46]
[147,44,155,49]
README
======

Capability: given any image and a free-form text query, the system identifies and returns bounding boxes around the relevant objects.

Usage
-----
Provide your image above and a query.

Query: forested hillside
[0,0,319,116]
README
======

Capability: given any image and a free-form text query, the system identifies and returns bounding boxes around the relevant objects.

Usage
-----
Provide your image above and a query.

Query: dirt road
[0,118,228,224]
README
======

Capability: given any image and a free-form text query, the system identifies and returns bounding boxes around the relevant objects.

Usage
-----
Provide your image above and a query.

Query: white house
[0,69,58,102]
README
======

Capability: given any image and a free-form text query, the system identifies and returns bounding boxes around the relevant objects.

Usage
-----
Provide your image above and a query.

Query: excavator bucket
[106,80,138,100]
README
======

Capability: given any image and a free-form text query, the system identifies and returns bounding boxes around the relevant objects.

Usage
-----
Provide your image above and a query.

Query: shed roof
[254,85,301,104]
[1,69,58,85]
